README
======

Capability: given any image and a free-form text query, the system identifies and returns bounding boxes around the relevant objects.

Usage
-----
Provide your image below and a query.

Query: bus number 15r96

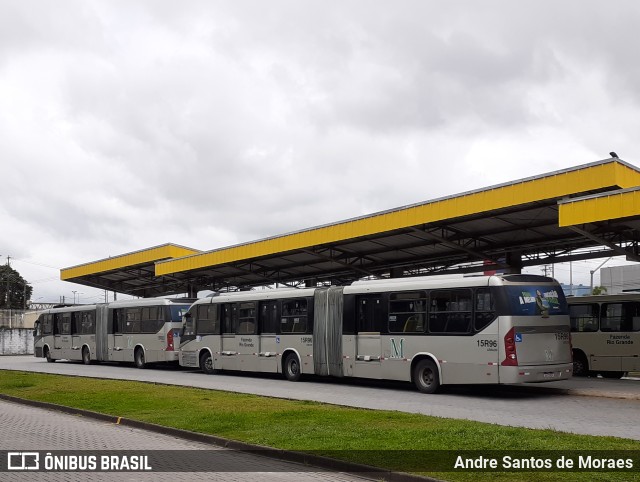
[477,339,497,348]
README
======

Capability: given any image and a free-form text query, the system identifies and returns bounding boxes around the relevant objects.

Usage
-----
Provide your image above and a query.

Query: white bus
[568,294,640,378]
[33,298,193,368]
[179,274,572,393]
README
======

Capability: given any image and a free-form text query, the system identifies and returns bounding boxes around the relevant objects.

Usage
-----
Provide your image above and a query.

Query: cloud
[1,1,639,302]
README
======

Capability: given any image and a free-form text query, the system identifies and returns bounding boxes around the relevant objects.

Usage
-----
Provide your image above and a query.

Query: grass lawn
[0,370,638,481]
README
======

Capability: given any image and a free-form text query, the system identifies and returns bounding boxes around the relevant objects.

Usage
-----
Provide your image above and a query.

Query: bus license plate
[543,372,556,379]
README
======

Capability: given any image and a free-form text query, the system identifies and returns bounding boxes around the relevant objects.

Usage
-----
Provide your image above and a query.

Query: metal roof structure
[61,158,640,297]
[60,244,201,297]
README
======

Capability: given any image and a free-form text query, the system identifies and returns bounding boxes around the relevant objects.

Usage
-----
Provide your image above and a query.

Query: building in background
[601,265,640,294]
[561,283,591,297]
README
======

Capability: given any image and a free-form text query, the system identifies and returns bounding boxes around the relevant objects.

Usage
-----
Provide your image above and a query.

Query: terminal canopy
[61,158,640,297]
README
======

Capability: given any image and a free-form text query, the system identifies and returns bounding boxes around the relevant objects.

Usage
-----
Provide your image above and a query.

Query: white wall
[601,265,640,294]
[0,328,34,355]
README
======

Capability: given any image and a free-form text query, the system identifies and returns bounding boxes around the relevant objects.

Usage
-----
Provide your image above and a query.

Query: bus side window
[196,304,219,335]
[237,302,257,334]
[280,299,307,333]
[42,314,52,335]
[601,303,623,332]
[125,308,142,333]
[627,302,640,332]
[59,313,71,335]
[569,304,598,332]
[429,289,472,334]
[82,312,96,335]
[474,288,496,331]
[387,292,425,333]
[141,306,162,333]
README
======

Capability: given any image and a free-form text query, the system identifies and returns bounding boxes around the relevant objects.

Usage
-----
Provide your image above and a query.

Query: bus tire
[601,371,626,379]
[283,353,301,382]
[44,347,55,363]
[200,351,216,375]
[413,359,440,394]
[572,351,589,377]
[82,347,92,365]
[134,348,146,369]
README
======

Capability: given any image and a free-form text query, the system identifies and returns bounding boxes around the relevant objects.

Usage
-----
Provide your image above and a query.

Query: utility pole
[590,257,613,294]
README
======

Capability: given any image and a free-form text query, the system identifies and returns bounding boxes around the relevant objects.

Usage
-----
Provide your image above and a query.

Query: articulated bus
[568,294,640,378]
[179,274,572,393]
[33,298,193,368]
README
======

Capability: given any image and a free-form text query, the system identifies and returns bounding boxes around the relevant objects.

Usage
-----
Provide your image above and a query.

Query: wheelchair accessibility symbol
[514,333,522,342]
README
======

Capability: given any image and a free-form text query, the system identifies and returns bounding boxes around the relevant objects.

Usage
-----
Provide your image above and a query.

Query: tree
[592,286,608,295]
[0,264,33,310]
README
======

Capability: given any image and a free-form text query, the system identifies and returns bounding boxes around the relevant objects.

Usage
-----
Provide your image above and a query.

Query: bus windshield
[170,305,190,322]
[503,285,567,316]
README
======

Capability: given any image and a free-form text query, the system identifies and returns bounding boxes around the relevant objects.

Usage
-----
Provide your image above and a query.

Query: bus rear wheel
[134,348,146,369]
[572,352,589,377]
[44,348,55,363]
[413,359,440,394]
[82,347,91,365]
[200,352,216,375]
[283,353,301,382]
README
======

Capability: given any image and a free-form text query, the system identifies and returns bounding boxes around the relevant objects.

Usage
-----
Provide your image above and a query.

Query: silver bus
[179,274,572,393]
[33,298,193,368]
[568,294,640,378]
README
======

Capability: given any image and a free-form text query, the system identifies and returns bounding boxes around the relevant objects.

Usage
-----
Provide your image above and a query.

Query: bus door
[110,308,126,362]
[70,312,83,360]
[33,316,44,358]
[236,301,259,372]
[53,312,72,358]
[220,304,239,370]
[354,295,383,379]
[258,301,279,372]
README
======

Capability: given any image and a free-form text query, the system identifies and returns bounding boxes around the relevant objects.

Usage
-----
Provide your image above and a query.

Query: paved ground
[0,399,372,482]
[1,355,640,440]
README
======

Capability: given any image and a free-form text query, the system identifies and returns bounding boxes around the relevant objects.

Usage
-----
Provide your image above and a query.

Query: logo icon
[514,333,522,343]
[8,452,39,471]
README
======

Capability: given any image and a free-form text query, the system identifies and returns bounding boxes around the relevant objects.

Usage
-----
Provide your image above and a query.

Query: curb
[492,384,640,401]
[0,393,441,482]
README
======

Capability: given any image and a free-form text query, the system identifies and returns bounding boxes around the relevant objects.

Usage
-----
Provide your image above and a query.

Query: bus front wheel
[413,359,440,394]
[572,352,589,377]
[134,348,146,369]
[200,352,215,375]
[44,348,55,363]
[283,353,301,382]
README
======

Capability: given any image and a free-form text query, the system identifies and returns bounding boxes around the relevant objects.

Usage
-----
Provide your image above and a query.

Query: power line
[11,258,60,270]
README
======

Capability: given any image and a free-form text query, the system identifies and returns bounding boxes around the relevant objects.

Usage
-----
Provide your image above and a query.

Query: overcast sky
[2,1,640,304]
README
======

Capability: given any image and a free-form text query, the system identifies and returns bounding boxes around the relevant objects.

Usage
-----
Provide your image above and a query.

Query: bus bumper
[500,363,573,384]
